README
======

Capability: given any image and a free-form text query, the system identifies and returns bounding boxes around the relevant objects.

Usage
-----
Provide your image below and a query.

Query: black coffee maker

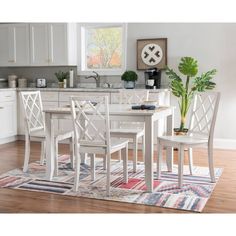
[144,68,161,89]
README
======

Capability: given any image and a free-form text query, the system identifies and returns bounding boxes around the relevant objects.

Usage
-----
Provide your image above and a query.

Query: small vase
[58,82,64,88]
[124,81,135,89]
[174,128,188,136]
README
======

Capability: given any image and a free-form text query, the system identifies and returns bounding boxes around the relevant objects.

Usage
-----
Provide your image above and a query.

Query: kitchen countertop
[0,88,17,91]
[0,87,169,93]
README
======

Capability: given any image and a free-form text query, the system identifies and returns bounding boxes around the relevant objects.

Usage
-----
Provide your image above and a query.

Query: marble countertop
[0,87,169,93]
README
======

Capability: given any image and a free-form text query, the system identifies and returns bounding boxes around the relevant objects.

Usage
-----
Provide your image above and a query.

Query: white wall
[126,23,236,148]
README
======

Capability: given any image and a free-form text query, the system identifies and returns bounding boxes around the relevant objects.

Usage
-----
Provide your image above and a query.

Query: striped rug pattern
[0,155,222,212]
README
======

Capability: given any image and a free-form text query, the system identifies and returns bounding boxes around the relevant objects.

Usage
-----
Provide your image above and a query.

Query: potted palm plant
[55,71,69,88]
[165,57,217,134]
[121,70,138,89]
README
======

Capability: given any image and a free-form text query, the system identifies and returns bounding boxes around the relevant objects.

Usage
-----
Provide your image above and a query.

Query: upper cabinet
[0,23,77,67]
[0,24,30,66]
[30,23,77,66]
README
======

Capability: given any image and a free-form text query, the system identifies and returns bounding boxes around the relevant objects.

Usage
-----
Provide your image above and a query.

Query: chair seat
[158,135,208,146]
[110,128,144,137]
[79,138,129,155]
[30,130,73,142]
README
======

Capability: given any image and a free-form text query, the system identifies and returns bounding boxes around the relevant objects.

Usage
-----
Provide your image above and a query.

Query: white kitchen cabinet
[30,24,49,66]
[0,24,30,66]
[0,91,17,141]
[30,23,77,66]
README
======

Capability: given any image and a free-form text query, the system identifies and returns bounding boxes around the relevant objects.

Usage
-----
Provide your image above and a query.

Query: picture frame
[137,38,167,70]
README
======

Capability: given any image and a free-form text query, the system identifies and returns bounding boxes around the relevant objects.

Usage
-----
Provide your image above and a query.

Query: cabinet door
[30,23,49,65]
[0,25,9,66]
[48,23,67,65]
[0,24,30,66]
[0,102,17,138]
[11,24,30,66]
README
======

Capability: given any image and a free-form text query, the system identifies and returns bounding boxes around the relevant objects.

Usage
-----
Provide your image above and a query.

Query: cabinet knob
[8,59,16,63]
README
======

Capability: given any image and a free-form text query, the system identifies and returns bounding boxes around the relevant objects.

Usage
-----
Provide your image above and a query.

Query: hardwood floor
[0,140,235,213]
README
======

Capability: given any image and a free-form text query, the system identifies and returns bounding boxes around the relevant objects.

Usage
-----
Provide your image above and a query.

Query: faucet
[85,71,100,88]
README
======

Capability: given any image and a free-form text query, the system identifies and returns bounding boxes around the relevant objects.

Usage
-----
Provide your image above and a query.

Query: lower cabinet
[0,91,17,142]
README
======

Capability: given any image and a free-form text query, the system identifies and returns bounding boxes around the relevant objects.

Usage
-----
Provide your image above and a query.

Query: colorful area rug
[0,155,222,212]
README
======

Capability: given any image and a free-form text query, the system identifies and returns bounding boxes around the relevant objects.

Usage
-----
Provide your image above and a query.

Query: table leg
[166,112,174,172]
[145,116,154,192]
[45,113,55,180]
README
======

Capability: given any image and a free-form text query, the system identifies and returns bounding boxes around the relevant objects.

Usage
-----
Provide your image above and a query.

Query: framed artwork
[137,38,167,70]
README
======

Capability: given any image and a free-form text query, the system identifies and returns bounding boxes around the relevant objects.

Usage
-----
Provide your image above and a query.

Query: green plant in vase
[121,70,138,89]
[55,71,69,88]
[165,57,217,134]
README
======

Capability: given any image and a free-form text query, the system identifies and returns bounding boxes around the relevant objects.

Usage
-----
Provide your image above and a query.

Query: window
[79,24,127,75]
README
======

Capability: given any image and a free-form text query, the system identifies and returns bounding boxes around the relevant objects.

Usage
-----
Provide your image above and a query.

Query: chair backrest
[188,92,220,140]
[20,91,45,134]
[70,95,110,150]
[119,89,149,104]
[115,89,149,129]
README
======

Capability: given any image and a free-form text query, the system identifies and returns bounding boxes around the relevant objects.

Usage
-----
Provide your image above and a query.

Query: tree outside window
[86,26,123,70]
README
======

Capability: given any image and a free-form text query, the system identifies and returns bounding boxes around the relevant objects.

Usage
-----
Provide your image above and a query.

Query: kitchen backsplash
[0,66,168,88]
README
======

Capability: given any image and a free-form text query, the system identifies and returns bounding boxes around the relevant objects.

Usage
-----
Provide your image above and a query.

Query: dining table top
[43,104,173,116]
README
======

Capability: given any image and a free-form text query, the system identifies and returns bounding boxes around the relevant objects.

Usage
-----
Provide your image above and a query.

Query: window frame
[77,23,127,76]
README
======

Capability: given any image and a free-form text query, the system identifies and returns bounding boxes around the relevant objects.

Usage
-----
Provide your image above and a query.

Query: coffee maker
[144,68,161,89]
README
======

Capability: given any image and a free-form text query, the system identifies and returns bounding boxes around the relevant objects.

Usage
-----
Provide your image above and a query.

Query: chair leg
[106,153,111,196]
[118,150,122,162]
[208,146,216,182]
[69,137,75,169]
[142,135,145,163]
[133,137,138,172]
[156,139,162,179]
[23,135,30,172]
[188,148,193,175]
[40,141,45,165]
[178,145,184,188]
[103,155,107,170]
[54,141,58,176]
[73,144,81,192]
[91,154,96,181]
[122,145,128,183]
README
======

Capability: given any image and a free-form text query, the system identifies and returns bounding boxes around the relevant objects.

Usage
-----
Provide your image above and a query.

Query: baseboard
[0,136,18,145]
[214,138,236,150]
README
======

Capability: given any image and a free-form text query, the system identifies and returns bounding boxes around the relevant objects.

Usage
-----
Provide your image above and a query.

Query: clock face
[141,43,163,66]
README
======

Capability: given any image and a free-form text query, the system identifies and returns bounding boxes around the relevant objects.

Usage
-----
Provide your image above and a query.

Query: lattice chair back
[20,91,45,134]
[118,89,149,129]
[119,89,149,104]
[188,92,220,140]
[70,95,110,149]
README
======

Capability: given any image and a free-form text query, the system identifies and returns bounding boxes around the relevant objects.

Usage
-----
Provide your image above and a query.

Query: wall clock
[137,38,167,70]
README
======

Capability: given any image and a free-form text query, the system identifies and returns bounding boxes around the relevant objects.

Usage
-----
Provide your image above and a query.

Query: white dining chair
[20,91,74,175]
[110,89,149,172]
[156,92,220,188]
[70,95,129,196]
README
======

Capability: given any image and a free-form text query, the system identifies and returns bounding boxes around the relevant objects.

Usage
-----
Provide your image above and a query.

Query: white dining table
[43,104,174,192]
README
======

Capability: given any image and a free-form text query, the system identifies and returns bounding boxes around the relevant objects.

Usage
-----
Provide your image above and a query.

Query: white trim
[214,138,236,150]
[77,23,127,76]
[0,136,17,145]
